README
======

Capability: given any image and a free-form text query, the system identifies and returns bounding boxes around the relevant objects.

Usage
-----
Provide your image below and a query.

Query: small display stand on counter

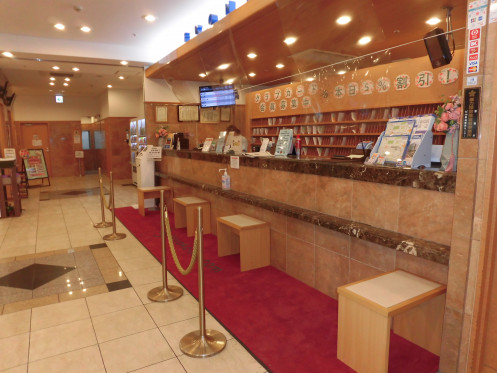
[366,114,435,169]
[274,129,293,157]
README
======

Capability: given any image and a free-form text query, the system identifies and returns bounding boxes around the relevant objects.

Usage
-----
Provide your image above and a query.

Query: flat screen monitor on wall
[199,84,236,108]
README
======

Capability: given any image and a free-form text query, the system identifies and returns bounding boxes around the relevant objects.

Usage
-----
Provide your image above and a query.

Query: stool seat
[217,214,270,271]
[337,270,446,373]
[172,197,211,237]
[137,186,172,216]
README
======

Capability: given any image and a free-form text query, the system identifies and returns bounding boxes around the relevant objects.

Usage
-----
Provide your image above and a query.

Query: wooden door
[20,123,52,176]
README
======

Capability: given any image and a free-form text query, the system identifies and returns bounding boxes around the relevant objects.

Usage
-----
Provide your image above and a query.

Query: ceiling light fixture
[52,66,60,70]
[2,51,14,58]
[143,14,156,22]
[72,67,80,71]
[64,77,70,81]
[284,37,297,45]
[248,72,256,77]
[336,16,352,25]
[217,63,230,70]
[306,77,314,81]
[426,17,441,25]
[247,53,257,59]
[118,76,125,80]
[107,84,112,88]
[54,23,65,30]
[225,78,235,84]
[80,26,91,33]
[276,63,285,69]
[358,36,372,45]
[337,70,347,75]
[49,82,55,86]
[63,82,69,86]
[120,60,128,66]
[50,77,55,81]
[199,73,207,78]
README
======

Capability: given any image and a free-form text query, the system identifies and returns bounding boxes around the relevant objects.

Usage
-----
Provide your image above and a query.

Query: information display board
[22,149,49,181]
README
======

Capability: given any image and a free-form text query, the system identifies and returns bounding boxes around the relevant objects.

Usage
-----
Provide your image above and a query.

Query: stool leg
[174,203,186,229]
[138,191,145,216]
[337,295,391,373]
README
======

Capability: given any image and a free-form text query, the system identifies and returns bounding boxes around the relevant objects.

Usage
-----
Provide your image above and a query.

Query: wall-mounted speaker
[423,28,453,69]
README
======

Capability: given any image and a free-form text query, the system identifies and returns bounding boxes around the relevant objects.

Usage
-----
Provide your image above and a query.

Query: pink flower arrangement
[155,125,169,138]
[434,94,461,133]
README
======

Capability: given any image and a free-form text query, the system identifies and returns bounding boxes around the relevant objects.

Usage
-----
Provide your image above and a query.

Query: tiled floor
[0,175,267,373]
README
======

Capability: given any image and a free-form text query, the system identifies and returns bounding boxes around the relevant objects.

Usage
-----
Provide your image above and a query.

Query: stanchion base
[147,285,183,302]
[103,232,126,241]
[180,329,227,358]
[94,221,113,228]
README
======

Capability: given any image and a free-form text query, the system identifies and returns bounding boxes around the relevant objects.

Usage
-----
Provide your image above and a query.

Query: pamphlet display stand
[136,145,155,209]
[366,114,435,169]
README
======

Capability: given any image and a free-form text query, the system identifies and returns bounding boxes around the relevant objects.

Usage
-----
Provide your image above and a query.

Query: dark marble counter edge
[157,172,450,265]
[163,150,456,193]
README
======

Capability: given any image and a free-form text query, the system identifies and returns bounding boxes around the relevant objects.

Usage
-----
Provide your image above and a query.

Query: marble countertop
[163,150,455,193]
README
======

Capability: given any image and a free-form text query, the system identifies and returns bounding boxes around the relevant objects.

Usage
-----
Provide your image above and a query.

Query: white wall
[108,89,143,117]
[13,95,100,121]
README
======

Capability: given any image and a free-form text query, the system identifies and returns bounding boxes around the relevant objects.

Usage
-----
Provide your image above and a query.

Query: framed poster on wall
[22,149,50,183]
[178,105,199,122]
[155,105,168,123]
[200,107,220,123]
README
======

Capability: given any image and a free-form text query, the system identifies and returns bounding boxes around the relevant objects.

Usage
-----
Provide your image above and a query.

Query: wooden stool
[172,197,211,237]
[337,270,446,373]
[217,214,270,271]
[137,186,172,216]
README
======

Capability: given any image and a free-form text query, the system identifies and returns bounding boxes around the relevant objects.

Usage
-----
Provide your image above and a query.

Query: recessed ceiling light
[144,14,156,22]
[337,70,347,75]
[118,76,125,80]
[107,84,112,88]
[49,82,55,86]
[426,17,441,25]
[63,82,69,86]
[80,26,91,33]
[50,77,55,81]
[72,67,80,71]
[64,77,70,81]
[54,23,65,30]
[276,63,285,69]
[2,51,13,58]
[306,77,314,82]
[217,63,230,70]
[120,60,128,65]
[199,73,207,78]
[248,72,256,77]
[336,16,352,25]
[358,36,372,45]
[52,66,60,70]
[247,53,257,59]
[284,37,297,45]
[225,78,235,84]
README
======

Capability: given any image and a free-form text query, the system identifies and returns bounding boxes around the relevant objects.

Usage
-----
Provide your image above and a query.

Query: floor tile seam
[126,357,183,373]
[27,341,100,365]
[94,324,158,345]
[89,303,148,322]
[86,299,143,318]
[0,309,32,342]
[29,313,92,334]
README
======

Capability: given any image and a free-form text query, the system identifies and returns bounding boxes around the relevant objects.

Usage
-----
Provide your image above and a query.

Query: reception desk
[156,150,454,297]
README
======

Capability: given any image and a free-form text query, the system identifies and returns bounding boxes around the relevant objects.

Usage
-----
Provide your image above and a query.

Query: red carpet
[115,207,440,373]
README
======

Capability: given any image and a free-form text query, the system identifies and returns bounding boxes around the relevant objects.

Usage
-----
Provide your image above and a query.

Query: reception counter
[157,149,454,297]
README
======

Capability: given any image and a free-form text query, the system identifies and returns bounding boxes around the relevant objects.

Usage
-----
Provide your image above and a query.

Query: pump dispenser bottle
[219,168,231,190]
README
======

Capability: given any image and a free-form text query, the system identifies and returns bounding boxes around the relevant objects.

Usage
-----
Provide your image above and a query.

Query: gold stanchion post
[179,206,226,358]
[148,190,183,302]
[103,171,126,241]
[94,167,112,228]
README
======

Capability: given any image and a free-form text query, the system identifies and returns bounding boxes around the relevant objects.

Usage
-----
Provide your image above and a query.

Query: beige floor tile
[0,245,35,260]
[31,298,89,331]
[126,267,163,287]
[145,294,199,327]
[118,255,160,272]
[109,246,150,262]
[94,256,119,270]
[159,314,232,357]
[0,365,28,373]
[0,309,31,339]
[100,267,127,283]
[3,294,59,314]
[58,285,108,302]
[92,305,156,343]
[99,329,175,373]
[131,358,186,373]
[29,319,97,362]
[35,236,71,253]
[28,345,106,373]
[0,333,29,371]
[86,287,141,317]
[178,339,265,373]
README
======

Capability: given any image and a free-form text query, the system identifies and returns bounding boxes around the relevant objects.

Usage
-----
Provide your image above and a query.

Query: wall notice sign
[4,148,16,159]
[147,146,163,159]
[230,156,239,169]
[23,149,49,180]
[75,151,84,158]
[74,130,81,144]
[468,0,487,29]
[462,87,480,139]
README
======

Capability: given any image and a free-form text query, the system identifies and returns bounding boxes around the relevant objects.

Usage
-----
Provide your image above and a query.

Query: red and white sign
[467,27,481,74]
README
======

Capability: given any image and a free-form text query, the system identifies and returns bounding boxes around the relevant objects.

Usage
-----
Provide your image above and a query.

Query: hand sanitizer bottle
[219,168,230,190]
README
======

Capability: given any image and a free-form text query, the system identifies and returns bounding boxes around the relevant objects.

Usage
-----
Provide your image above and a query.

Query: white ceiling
[0,0,248,96]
